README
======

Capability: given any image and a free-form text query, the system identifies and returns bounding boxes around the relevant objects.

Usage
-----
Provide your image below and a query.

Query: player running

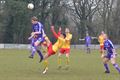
[102,34,120,74]
[98,31,105,58]
[28,16,45,62]
[57,28,72,70]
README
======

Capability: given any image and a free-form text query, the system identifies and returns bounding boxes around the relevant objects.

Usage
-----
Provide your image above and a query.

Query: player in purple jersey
[79,33,97,53]
[85,33,91,53]
[28,16,45,62]
[102,34,120,74]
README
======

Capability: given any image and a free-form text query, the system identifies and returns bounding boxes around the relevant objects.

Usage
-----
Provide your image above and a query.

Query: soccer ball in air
[27,3,34,9]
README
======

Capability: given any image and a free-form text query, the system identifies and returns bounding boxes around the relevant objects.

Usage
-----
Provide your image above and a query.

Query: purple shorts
[105,53,113,60]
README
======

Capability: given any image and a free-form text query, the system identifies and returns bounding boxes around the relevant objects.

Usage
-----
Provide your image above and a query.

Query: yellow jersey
[52,37,65,52]
[98,35,104,46]
[62,33,72,48]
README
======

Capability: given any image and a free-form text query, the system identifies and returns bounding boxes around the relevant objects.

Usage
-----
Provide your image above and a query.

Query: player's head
[101,31,105,35]
[86,33,89,36]
[60,33,66,39]
[104,34,108,40]
[65,28,70,33]
[31,16,38,24]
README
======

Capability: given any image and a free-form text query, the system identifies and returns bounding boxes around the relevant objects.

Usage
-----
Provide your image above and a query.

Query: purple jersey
[32,22,44,38]
[85,36,91,46]
[104,39,114,54]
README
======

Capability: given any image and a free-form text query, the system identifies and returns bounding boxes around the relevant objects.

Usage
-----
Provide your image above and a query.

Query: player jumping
[28,16,45,62]
[43,26,66,60]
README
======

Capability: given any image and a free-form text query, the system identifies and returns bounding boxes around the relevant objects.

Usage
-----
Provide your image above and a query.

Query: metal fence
[0,44,120,49]
[0,44,30,49]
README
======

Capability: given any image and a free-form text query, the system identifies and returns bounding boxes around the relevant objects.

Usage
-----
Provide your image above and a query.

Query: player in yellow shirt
[58,28,72,70]
[98,31,105,58]
[42,26,65,74]
[43,26,66,61]
[41,26,66,74]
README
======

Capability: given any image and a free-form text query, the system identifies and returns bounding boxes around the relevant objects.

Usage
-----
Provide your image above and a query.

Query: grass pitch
[0,49,120,80]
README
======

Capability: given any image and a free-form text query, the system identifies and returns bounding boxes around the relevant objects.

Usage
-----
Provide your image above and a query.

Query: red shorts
[60,48,70,54]
[100,45,104,50]
[47,43,55,56]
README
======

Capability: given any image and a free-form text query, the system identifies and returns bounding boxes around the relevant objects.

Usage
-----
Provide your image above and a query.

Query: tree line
[0,0,120,44]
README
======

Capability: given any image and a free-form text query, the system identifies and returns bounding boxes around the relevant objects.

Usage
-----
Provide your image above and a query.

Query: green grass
[0,49,120,80]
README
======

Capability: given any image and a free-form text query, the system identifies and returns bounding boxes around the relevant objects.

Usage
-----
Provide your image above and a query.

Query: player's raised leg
[29,38,37,58]
[41,43,49,74]
[29,46,36,58]
[42,60,48,74]
[111,56,120,73]
[28,16,46,62]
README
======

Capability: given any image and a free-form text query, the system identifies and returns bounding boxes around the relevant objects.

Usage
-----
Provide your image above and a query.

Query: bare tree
[69,0,102,38]
[97,0,114,33]
[112,0,120,43]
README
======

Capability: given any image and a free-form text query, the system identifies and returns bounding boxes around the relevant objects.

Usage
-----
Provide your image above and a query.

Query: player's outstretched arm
[57,27,62,36]
[28,32,35,40]
[79,38,85,41]
[91,37,98,40]
[51,26,59,39]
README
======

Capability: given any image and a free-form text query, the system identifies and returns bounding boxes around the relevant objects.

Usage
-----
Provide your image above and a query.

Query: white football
[27,3,34,9]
